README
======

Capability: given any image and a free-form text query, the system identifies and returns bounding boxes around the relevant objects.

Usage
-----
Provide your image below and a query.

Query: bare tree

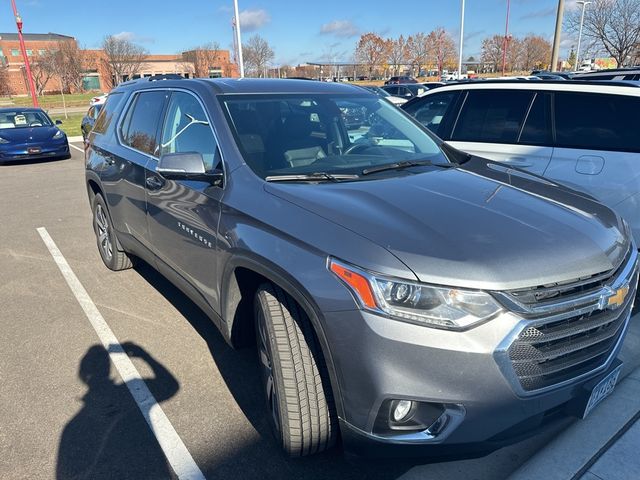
[243,35,275,77]
[54,41,86,93]
[427,28,457,74]
[386,35,407,76]
[565,0,640,67]
[355,33,388,77]
[183,42,231,78]
[101,35,147,87]
[481,35,504,71]
[406,33,430,76]
[520,35,551,71]
[31,49,58,95]
[0,67,10,96]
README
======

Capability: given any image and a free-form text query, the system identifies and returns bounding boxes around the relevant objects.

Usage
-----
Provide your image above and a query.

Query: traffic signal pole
[11,0,39,107]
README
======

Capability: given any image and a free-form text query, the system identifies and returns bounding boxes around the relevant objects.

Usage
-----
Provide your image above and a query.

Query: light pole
[458,0,465,80]
[502,0,511,76]
[232,0,244,77]
[10,0,38,107]
[575,1,591,71]
[550,0,565,71]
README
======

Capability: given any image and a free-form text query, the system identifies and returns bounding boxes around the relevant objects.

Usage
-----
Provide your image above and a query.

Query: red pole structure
[501,0,511,76]
[11,0,39,107]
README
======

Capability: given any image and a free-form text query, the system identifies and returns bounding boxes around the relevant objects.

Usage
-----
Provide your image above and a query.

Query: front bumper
[0,141,70,163]
[322,252,638,457]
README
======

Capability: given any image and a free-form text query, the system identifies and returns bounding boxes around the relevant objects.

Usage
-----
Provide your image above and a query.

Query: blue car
[0,107,70,164]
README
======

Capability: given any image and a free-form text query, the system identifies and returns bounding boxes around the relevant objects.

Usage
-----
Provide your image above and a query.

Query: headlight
[329,258,502,330]
[53,130,65,139]
[0,137,9,144]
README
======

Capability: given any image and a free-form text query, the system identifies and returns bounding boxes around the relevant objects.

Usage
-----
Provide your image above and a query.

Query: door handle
[145,175,163,190]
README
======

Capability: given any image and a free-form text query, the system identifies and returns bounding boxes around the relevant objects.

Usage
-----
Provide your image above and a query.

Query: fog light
[392,400,413,422]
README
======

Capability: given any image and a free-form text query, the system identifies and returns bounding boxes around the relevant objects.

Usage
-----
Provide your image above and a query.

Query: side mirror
[55,119,63,125]
[157,152,223,185]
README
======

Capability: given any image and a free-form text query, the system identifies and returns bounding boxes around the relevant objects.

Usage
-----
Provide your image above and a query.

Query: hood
[265,158,629,291]
[0,126,61,144]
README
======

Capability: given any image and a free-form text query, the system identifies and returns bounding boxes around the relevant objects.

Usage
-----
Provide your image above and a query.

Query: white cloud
[320,20,359,38]
[112,31,155,44]
[239,9,271,32]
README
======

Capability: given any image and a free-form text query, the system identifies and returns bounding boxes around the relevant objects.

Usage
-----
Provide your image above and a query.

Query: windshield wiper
[361,160,453,176]
[265,172,360,182]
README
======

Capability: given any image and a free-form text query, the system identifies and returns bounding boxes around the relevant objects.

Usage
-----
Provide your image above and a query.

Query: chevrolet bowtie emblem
[607,285,630,309]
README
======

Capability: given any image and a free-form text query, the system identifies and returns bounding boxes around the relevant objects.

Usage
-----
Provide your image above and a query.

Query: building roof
[0,32,75,42]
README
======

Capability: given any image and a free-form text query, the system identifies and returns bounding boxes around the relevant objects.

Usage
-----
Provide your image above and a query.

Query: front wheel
[92,194,132,271]
[254,283,337,456]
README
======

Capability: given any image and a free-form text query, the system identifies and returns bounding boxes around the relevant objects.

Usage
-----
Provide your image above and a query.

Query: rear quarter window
[554,92,640,152]
[92,93,124,135]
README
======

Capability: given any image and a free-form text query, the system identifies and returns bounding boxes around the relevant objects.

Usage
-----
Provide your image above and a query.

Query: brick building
[0,32,238,96]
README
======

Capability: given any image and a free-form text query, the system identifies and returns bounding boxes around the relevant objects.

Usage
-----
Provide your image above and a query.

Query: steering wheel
[343,143,371,155]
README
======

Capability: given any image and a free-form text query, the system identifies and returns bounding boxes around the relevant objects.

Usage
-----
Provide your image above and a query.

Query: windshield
[222,93,448,180]
[0,109,53,129]
[365,87,390,97]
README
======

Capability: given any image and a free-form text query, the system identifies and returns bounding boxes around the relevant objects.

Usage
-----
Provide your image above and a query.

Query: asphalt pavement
[0,146,634,479]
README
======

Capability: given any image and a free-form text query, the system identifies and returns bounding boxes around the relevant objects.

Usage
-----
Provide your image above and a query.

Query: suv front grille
[495,248,638,394]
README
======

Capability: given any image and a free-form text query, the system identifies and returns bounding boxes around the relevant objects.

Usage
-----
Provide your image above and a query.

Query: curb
[67,136,83,143]
[508,366,640,480]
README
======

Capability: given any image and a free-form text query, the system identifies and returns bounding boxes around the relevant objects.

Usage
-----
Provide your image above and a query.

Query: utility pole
[550,0,565,71]
[10,0,38,107]
[575,1,591,71]
[232,0,244,77]
[501,0,511,76]
[458,0,465,80]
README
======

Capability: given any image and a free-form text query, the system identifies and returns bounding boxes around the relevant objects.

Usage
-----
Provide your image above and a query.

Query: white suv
[402,80,640,243]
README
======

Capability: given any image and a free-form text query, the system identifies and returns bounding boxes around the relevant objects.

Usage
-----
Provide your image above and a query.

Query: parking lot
[0,144,585,479]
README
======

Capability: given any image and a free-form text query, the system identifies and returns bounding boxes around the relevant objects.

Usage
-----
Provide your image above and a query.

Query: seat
[269,113,327,169]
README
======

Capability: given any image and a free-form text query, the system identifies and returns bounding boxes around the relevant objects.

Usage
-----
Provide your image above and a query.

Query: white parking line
[36,227,206,480]
[69,144,84,153]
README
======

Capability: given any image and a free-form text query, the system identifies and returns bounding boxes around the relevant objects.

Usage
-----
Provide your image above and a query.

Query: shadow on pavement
[133,261,413,480]
[56,342,179,480]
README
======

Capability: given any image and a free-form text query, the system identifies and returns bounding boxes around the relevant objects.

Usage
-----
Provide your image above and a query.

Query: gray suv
[85,77,638,458]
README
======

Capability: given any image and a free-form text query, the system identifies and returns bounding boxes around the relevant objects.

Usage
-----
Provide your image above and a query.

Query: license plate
[28,147,41,154]
[582,365,622,418]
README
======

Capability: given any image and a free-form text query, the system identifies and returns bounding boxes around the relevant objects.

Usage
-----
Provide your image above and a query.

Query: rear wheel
[92,194,132,271]
[254,283,337,456]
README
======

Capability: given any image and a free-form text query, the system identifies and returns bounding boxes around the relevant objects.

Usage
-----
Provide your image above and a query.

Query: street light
[575,1,592,72]
[502,0,511,76]
[458,0,465,80]
[232,0,245,77]
[10,0,38,107]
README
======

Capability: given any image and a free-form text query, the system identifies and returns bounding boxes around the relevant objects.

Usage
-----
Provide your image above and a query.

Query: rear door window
[554,92,640,152]
[403,92,458,137]
[120,90,167,156]
[518,93,552,146]
[452,90,534,143]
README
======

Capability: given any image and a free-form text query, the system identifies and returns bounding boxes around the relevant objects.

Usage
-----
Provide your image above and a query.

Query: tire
[92,194,133,271]
[254,283,337,457]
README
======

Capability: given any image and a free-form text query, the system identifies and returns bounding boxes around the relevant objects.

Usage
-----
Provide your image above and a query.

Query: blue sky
[1,0,582,65]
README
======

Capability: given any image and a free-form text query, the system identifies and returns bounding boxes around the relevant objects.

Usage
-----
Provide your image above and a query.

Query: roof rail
[442,79,640,88]
[117,74,184,87]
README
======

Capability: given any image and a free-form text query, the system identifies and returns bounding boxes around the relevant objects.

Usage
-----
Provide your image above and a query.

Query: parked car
[90,93,108,106]
[384,75,417,85]
[531,70,574,80]
[402,80,640,243]
[0,107,70,164]
[81,104,103,144]
[420,81,446,90]
[360,86,407,106]
[381,83,428,99]
[573,68,640,81]
[86,77,637,458]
